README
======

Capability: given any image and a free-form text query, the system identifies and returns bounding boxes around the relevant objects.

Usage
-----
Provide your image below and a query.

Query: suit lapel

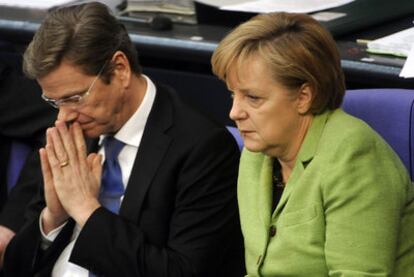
[272,160,304,218]
[86,138,99,153]
[120,86,173,221]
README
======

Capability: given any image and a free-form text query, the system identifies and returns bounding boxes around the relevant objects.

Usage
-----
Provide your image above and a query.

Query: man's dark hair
[23,1,141,83]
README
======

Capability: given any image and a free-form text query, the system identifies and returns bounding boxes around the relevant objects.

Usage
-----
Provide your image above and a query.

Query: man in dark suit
[4,2,244,276]
[0,55,57,268]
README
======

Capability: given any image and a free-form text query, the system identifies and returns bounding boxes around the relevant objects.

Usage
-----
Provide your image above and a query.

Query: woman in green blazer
[212,12,414,276]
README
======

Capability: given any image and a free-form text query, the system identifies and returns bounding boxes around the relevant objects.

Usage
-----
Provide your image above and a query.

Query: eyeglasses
[41,62,107,109]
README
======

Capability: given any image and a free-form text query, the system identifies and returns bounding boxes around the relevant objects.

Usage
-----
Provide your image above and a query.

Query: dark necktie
[99,136,125,214]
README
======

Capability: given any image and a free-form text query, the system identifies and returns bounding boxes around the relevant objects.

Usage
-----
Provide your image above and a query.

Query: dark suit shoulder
[156,84,229,137]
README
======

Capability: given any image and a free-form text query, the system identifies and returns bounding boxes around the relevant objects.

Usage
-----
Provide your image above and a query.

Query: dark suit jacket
[0,57,56,140]
[0,57,56,232]
[4,84,245,277]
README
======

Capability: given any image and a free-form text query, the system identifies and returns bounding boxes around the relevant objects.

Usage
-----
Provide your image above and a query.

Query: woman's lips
[239,130,254,136]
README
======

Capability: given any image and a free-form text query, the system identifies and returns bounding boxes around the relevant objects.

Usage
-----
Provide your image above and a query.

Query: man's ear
[297,83,314,114]
[111,51,131,87]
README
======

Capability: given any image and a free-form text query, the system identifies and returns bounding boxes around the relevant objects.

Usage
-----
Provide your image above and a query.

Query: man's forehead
[38,66,90,98]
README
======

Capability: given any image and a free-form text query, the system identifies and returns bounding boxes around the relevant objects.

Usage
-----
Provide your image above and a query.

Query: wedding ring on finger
[60,160,69,168]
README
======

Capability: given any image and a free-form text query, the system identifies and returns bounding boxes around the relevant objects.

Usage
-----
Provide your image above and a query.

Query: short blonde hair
[211,12,345,114]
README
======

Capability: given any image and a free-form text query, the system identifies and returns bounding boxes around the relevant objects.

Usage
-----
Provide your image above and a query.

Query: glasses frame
[41,61,108,109]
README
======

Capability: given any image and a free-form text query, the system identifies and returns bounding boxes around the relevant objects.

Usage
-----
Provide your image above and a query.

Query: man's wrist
[71,201,101,227]
[0,225,15,248]
[41,208,68,235]
[0,225,15,267]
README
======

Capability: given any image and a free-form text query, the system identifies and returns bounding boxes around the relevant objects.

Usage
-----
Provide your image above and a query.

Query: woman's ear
[297,83,314,114]
[111,51,131,88]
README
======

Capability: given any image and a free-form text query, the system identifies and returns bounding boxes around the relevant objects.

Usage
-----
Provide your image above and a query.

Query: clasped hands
[40,121,102,234]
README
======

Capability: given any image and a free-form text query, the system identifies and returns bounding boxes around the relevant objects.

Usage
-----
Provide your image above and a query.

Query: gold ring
[60,160,69,168]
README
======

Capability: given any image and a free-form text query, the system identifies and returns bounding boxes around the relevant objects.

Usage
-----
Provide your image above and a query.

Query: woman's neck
[278,114,313,183]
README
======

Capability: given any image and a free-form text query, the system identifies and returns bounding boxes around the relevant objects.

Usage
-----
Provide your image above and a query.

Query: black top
[272,159,285,213]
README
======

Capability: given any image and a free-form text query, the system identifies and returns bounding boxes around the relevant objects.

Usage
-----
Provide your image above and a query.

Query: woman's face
[227,55,313,158]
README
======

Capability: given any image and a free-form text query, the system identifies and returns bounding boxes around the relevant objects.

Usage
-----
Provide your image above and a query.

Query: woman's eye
[247,95,260,101]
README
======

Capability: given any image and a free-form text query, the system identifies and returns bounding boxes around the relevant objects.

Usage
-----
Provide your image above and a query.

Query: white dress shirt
[40,75,156,277]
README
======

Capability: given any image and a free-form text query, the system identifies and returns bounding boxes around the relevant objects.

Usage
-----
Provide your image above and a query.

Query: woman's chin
[243,141,264,153]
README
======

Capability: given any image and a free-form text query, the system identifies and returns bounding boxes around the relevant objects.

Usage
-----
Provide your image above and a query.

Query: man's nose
[57,105,78,123]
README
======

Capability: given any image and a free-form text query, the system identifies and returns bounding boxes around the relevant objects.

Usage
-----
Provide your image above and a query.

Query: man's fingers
[48,127,69,167]
[92,153,103,182]
[39,148,53,187]
[45,131,64,182]
[72,122,88,170]
[87,153,102,181]
[55,120,78,165]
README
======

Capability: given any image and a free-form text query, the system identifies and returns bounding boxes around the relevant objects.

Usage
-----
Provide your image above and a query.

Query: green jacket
[238,109,414,276]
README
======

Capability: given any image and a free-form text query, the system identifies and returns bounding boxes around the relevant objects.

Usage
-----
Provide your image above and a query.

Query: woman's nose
[229,97,246,121]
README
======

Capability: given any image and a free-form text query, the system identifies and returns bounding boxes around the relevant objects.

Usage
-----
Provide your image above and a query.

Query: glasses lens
[41,94,59,108]
[40,64,102,109]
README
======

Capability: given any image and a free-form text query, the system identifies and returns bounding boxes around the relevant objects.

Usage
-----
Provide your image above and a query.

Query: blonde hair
[211,12,345,114]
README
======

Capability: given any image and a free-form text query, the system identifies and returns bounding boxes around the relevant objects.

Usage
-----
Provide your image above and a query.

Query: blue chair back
[7,141,31,193]
[226,126,243,151]
[342,89,414,180]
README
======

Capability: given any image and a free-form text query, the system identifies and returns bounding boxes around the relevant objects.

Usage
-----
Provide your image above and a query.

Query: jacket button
[269,225,277,237]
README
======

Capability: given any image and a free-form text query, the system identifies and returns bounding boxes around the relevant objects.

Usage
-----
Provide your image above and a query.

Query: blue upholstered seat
[226,126,243,151]
[7,141,31,192]
[342,89,414,180]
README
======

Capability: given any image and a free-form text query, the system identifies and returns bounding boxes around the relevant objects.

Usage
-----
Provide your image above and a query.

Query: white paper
[194,0,251,8]
[311,11,346,22]
[219,0,355,14]
[367,27,414,58]
[399,45,414,78]
[0,0,77,9]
